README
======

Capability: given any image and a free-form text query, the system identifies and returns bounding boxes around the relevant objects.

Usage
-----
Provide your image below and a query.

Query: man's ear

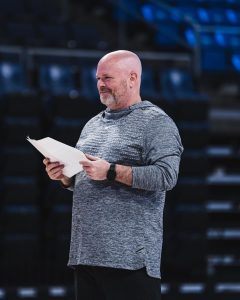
[130,72,137,87]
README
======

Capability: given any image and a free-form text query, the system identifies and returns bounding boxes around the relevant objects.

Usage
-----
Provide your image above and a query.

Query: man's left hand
[80,154,110,180]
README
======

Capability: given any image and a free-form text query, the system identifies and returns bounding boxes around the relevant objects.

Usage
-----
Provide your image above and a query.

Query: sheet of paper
[27,136,86,177]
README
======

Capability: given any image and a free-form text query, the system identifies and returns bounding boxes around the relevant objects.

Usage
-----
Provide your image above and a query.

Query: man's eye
[96,76,112,81]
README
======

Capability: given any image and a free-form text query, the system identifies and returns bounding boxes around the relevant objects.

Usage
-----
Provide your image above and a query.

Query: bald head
[98,50,142,79]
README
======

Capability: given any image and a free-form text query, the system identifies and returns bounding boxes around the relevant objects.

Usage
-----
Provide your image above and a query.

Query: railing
[0,45,191,67]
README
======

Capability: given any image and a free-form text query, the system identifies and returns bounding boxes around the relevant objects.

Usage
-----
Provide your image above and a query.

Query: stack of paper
[27,136,86,177]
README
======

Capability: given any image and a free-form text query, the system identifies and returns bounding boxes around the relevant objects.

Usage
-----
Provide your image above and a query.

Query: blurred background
[0,0,240,299]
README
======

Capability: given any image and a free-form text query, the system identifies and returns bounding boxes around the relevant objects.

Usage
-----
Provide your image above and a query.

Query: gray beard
[100,94,118,107]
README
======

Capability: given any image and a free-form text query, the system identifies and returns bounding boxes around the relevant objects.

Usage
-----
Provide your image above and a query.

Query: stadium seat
[70,23,108,49]
[2,175,40,205]
[44,234,73,284]
[1,204,40,234]
[6,22,37,45]
[141,4,169,22]
[231,52,240,72]
[52,96,103,118]
[178,121,208,148]
[201,48,227,72]
[0,233,41,285]
[0,62,27,94]
[180,152,207,176]
[49,117,87,147]
[0,0,25,16]
[2,116,42,146]
[25,0,64,20]
[39,64,76,95]
[80,65,99,100]
[2,146,41,177]
[160,68,205,100]
[141,67,159,99]
[44,181,72,208]
[175,99,208,121]
[38,23,69,47]
[225,8,240,24]
[3,94,44,117]
[154,22,181,47]
[44,192,72,282]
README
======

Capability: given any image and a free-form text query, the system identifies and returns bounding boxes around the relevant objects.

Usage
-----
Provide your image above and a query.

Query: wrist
[114,164,132,186]
[60,177,72,188]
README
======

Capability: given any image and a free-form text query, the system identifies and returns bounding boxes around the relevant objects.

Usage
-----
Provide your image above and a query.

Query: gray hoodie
[67,100,183,278]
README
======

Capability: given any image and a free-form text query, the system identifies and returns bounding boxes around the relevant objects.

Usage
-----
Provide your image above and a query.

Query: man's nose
[97,79,106,88]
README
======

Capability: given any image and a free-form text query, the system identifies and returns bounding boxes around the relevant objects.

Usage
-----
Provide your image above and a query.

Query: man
[43,50,183,300]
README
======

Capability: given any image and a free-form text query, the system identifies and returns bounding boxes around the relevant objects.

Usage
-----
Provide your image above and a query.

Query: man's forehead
[96,71,112,77]
[96,62,122,74]
[98,58,119,68]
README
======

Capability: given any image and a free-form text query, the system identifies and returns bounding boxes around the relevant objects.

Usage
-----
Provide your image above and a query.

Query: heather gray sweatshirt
[67,100,183,278]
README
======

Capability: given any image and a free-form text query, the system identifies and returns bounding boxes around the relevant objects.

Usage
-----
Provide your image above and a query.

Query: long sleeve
[132,115,183,191]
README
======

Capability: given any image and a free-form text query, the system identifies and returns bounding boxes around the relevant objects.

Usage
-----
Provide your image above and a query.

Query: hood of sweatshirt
[102,100,155,121]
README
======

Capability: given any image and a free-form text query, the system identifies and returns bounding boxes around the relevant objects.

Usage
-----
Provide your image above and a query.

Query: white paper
[27,136,86,177]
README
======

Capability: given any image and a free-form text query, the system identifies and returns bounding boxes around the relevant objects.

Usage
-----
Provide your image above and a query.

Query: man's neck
[107,97,142,111]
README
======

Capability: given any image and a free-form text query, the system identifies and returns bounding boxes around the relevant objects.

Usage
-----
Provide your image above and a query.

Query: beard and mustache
[99,88,117,107]
[98,80,128,108]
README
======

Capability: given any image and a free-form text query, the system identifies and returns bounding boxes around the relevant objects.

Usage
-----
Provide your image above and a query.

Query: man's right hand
[43,158,72,187]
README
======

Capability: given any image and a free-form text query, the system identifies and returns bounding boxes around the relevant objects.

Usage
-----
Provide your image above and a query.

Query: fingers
[48,165,65,180]
[43,158,65,180]
[49,164,64,175]
[46,161,61,172]
[43,158,60,171]
[43,158,50,166]
[80,160,92,167]
[80,154,99,169]
[51,169,65,180]
[79,159,93,177]
[85,153,99,161]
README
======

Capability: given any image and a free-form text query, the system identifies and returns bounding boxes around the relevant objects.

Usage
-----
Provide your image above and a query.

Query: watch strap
[107,163,116,181]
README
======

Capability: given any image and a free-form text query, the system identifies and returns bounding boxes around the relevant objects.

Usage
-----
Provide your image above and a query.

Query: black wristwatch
[107,163,116,181]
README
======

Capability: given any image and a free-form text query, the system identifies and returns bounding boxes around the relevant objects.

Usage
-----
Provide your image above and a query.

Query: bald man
[44,50,183,300]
